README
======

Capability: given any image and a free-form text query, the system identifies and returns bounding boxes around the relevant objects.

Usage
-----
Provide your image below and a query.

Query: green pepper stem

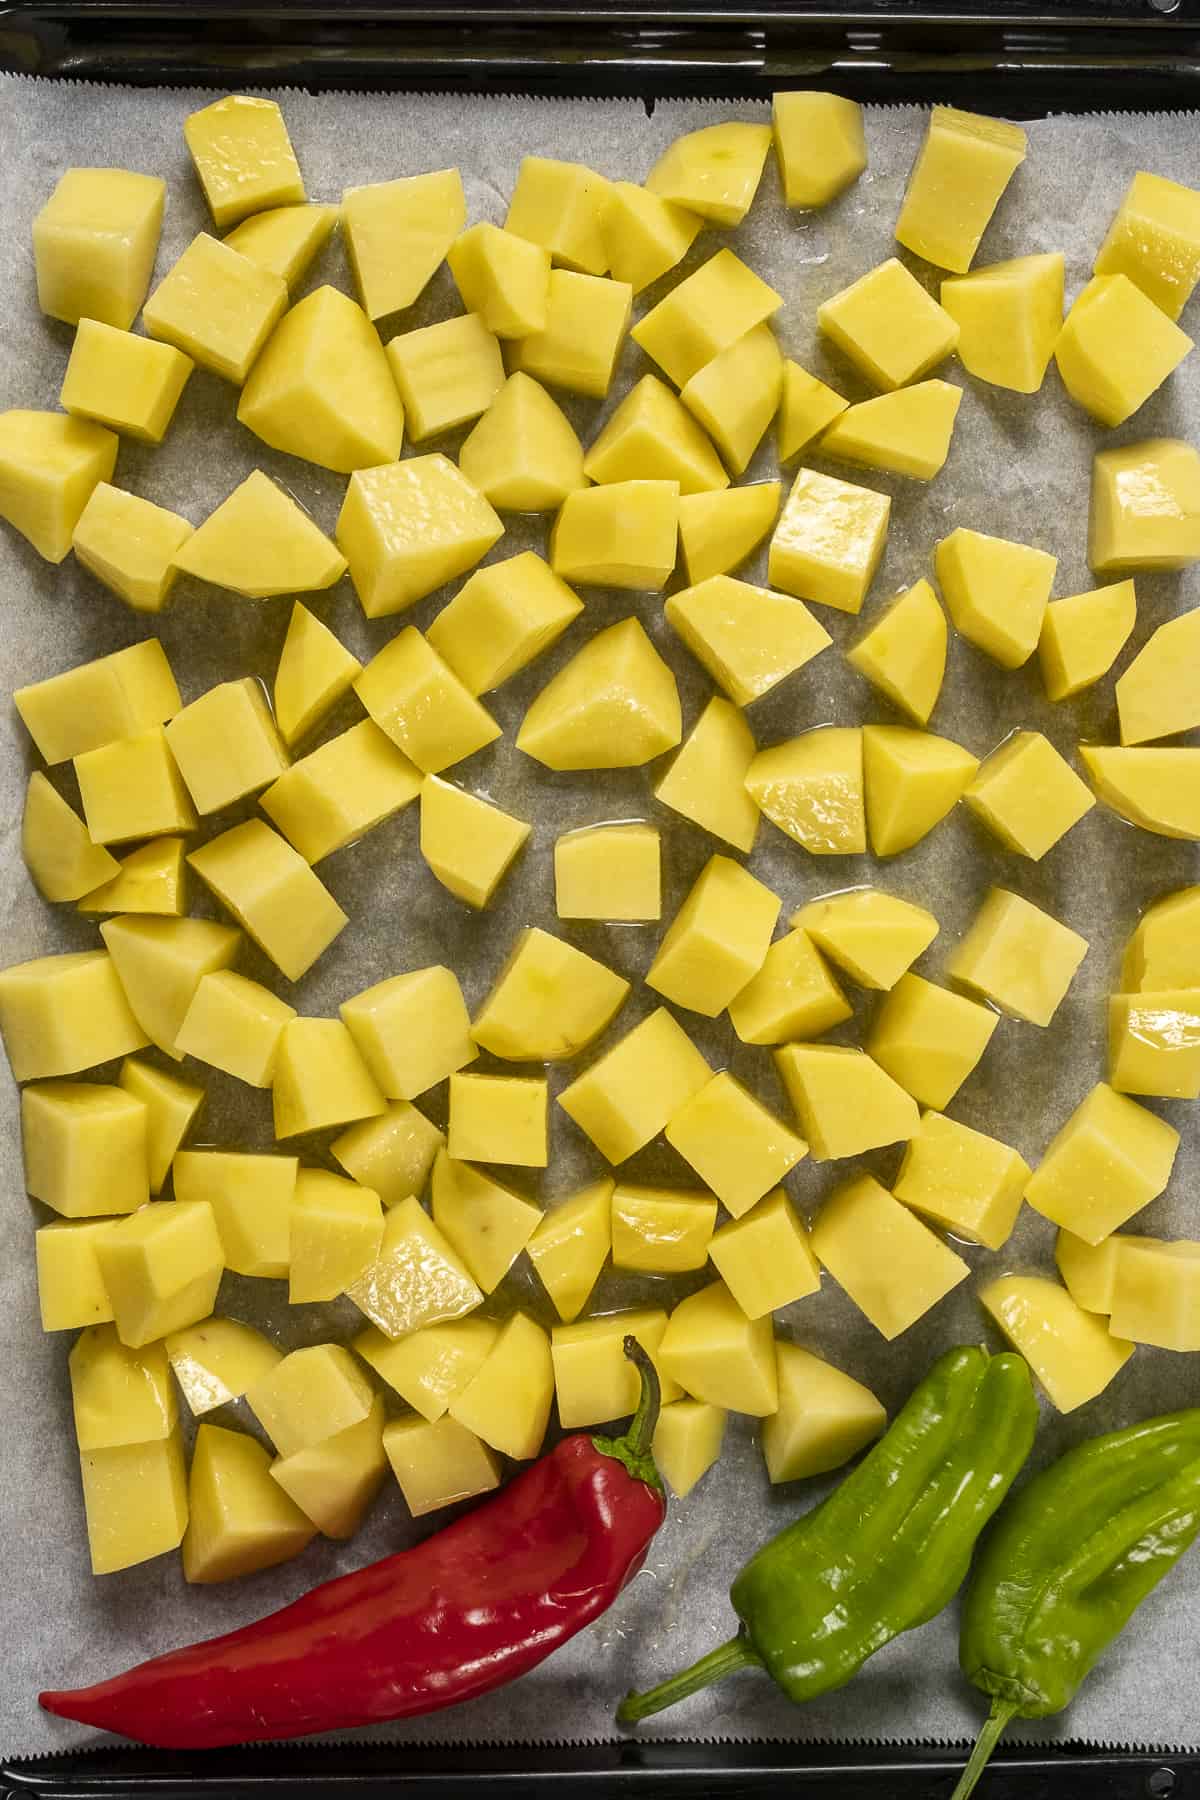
[949,1699,1019,1800]
[591,1337,663,1493]
[617,1634,761,1725]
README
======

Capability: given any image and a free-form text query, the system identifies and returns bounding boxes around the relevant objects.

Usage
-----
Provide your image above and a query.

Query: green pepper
[951,1408,1200,1800]
[618,1345,1037,1725]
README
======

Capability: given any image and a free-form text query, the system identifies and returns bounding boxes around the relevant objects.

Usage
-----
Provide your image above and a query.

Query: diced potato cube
[386,313,505,442]
[273,601,362,748]
[1024,1081,1178,1243]
[22,1080,148,1217]
[817,259,959,390]
[73,484,194,614]
[818,380,962,482]
[633,249,782,389]
[940,252,1064,394]
[584,374,726,495]
[1090,439,1200,575]
[224,202,338,289]
[761,1342,886,1483]
[1109,990,1200,1098]
[69,1324,176,1450]
[0,950,148,1081]
[447,222,551,337]
[964,731,1095,860]
[778,362,849,463]
[188,820,347,982]
[75,726,197,845]
[341,966,475,1102]
[431,1151,542,1291]
[947,887,1088,1026]
[647,854,780,1017]
[867,972,996,1110]
[271,1396,388,1538]
[165,678,290,816]
[555,824,661,923]
[666,575,831,709]
[600,182,702,293]
[332,1101,444,1209]
[1054,1230,1155,1315]
[355,1317,498,1421]
[448,1311,555,1461]
[1109,1241,1200,1351]
[447,1072,548,1168]
[517,617,681,769]
[346,1195,482,1339]
[792,888,938,991]
[936,527,1056,669]
[272,1018,386,1139]
[551,1307,681,1429]
[511,269,633,399]
[338,456,502,620]
[863,727,979,858]
[172,1151,298,1279]
[657,1281,777,1416]
[22,772,119,903]
[527,1180,613,1322]
[61,320,192,446]
[1117,606,1200,745]
[655,696,760,855]
[33,167,165,330]
[551,480,679,592]
[1094,170,1200,320]
[185,94,304,228]
[458,372,587,512]
[707,1188,819,1317]
[289,1169,384,1304]
[506,156,610,274]
[143,234,286,383]
[611,1183,718,1274]
[677,481,781,585]
[774,1045,920,1162]
[261,721,421,864]
[728,927,852,1047]
[80,1432,188,1575]
[342,169,466,317]
[165,1317,283,1415]
[14,638,180,766]
[427,553,581,698]
[847,580,947,728]
[746,727,866,853]
[355,629,500,773]
[680,324,784,477]
[1039,580,1137,703]
[653,1400,726,1498]
[100,915,240,1059]
[36,1220,116,1331]
[894,1111,1029,1251]
[419,776,530,908]
[96,1199,224,1348]
[79,838,188,919]
[0,409,117,563]
[473,927,630,1063]
[981,1274,1133,1412]
[812,1173,967,1338]
[896,106,1026,273]
[559,1007,711,1163]
[768,467,890,614]
[237,284,405,475]
[247,1343,375,1458]
[1081,746,1200,839]
[647,121,770,226]
[384,1413,502,1518]
[1122,887,1200,991]
[183,1423,314,1583]
[772,91,866,208]
[174,471,345,601]
[1055,275,1192,429]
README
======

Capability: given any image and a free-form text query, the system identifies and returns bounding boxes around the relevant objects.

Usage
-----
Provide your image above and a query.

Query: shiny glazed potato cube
[272,1018,386,1140]
[600,182,702,294]
[79,838,188,919]
[33,167,165,329]
[338,456,502,620]
[1094,170,1200,320]
[427,552,582,697]
[247,1344,375,1457]
[728,928,852,1046]
[343,169,465,317]
[768,467,890,614]
[866,972,997,1110]
[73,484,194,614]
[772,91,866,208]
[778,362,849,463]
[551,480,679,591]
[1055,275,1192,429]
[270,1396,388,1538]
[936,527,1056,669]
[69,1324,176,1450]
[184,94,304,228]
[558,1008,711,1164]
[354,630,500,773]
[657,1281,777,1416]
[173,1150,297,1279]
[792,888,939,991]
[0,950,148,1081]
[173,471,346,601]
[447,222,551,337]
[21,1081,148,1218]
[847,581,948,727]
[665,575,831,708]
[817,380,962,482]
[14,638,180,766]
[526,1180,613,1323]
[980,1275,1133,1412]
[550,1307,681,1429]
[345,1196,482,1339]
[447,1073,548,1168]
[458,372,587,513]
[653,1400,726,1498]
[654,695,760,855]
[610,1184,718,1274]
[0,409,117,563]
[341,965,476,1100]
[80,1432,188,1575]
[1039,581,1137,702]
[188,820,347,982]
[273,601,362,748]
[289,1169,384,1305]
[948,888,1088,1026]
[332,1101,445,1210]
[183,1423,315,1583]
[554,824,661,923]
[1122,887,1200,991]
[165,1318,283,1416]
[633,249,782,389]
[677,482,780,585]
[384,1414,502,1518]
[746,728,865,854]
[894,1111,1029,1251]
[1090,439,1200,576]
[143,234,286,383]
[646,854,780,1017]
[895,106,1026,273]
[1116,606,1200,745]
[36,1220,116,1331]
[511,270,633,399]
[261,721,421,864]
[774,1045,919,1162]
[61,321,192,445]
[386,313,505,442]
[707,1188,820,1316]
[1080,747,1200,839]
[964,731,1094,860]
[516,618,681,771]
[646,122,771,227]
[505,157,610,274]
[22,772,119,903]
[810,1174,968,1339]
[165,678,290,815]
[1109,990,1200,1098]
[761,1343,886,1484]
[355,1317,498,1422]
[1109,1241,1200,1351]
[679,324,784,477]
[472,927,629,1062]
[431,1151,542,1292]
[940,252,1064,394]
[1053,1230,1153,1315]
[96,1199,224,1348]
[584,374,728,496]
[1024,1082,1178,1243]
[817,259,959,390]
[100,915,240,1060]
[448,1312,555,1461]
[224,202,338,289]
[419,777,530,908]
[75,727,197,845]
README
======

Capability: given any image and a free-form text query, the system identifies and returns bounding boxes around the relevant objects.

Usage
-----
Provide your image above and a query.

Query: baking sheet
[1,78,1198,1760]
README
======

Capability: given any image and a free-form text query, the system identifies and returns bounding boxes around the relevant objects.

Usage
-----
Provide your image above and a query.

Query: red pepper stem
[591,1336,663,1493]
[617,1634,762,1724]
[950,1699,1019,1800]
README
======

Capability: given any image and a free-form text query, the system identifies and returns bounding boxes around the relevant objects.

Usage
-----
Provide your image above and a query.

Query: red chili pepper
[40,1338,665,1750]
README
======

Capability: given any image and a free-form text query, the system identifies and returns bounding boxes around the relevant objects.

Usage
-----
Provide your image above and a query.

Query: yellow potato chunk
[342,169,466,318]
[188,820,348,981]
[772,90,866,208]
[647,853,780,1017]
[778,361,849,463]
[680,324,784,478]
[707,1188,819,1316]
[79,839,188,919]
[448,1311,555,1461]
[175,970,294,1087]
[447,1073,548,1168]
[863,725,979,858]
[74,726,196,846]
[289,1169,384,1305]
[345,1195,482,1339]
[419,776,531,908]
[22,772,118,903]
[1054,1230,1155,1315]
[867,972,997,1110]
[238,284,404,474]
[847,580,948,727]
[936,527,1057,669]
[272,1018,386,1140]
[73,484,194,615]
[22,1080,148,1217]
[1122,886,1200,990]
[33,167,165,330]
[1109,1241,1200,1351]
[262,721,420,864]
[165,1317,283,1415]
[746,727,866,854]
[1079,746,1200,839]
[15,638,180,766]
[338,455,502,620]
[677,481,781,585]
[658,1281,777,1416]
[384,1414,502,1518]
[165,678,289,816]
[69,1324,176,1450]
[1025,1081,1178,1242]
[1056,275,1192,429]
[554,824,661,923]
[600,182,702,293]
[36,1220,116,1332]
[61,320,192,445]
[273,602,361,749]
[896,106,1026,273]
[517,617,680,769]
[173,1150,296,1279]
[585,374,726,496]
[97,1199,224,1348]
[818,259,959,390]
[940,251,1064,394]
[332,1101,445,1209]
[611,1184,717,1274]
[472,927,630,1062]
[1090,438,1200,575]
[341,965,475,1099]
[185,94,304,228]
[247,1343,375,1457]
[80,1432,188,1575]
[965,730,1095,860]
[558,1007,711,1163]
[1109,990,1200,1099]
[633,249,782,389]
[792,888,939,991]
[775,1045,919,1162]
[819,380,962,483]
[666,575,831,708]
[0,408,117,563]
[646,122,771,226]
[948,887,1087,1026]
[1039,580,1137,703]
[980,1274,1133,1412]
[224,202,338,289]
[386,313,505,442]
[511,269,633,399]
[128,1066,202,1190]
[427,553,581,698]
[355,629,501,773]
[143,234,286,383]
[100,914,240,1059]
[183,1423,314,1584]
[1094,169,1200,320]
[655,695,759,855]
[458,371,586,513]
[728,928,852,1047]
[431,1151,541,1292]
[768,467,890,614]
[551,480,679,592]
[506,156,610,274]
[653,1400,726,1498]
[175,471,346,601]
[762,1343,886,1484]
[447,222,550,337]
[894,1111,1029,1251]
[1117,605,1200,744]
[355,1316,498,1421]
[526,1181,612,1323]
[812,1173,967,1338]
[271,1396,388,1539]
[0,950,148,1081]
[551,1308,681,1429]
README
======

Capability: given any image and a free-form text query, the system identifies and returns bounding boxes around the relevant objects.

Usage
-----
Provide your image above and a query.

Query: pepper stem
[949,1699,1019,1800]
[591,1336,664,1493]
[617,1634,762,1726]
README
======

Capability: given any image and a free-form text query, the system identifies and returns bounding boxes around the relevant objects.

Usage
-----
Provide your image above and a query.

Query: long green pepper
[618,1345,1037,1723]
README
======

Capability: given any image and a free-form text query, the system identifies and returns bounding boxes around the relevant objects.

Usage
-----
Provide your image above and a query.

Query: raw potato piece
[432,1152,542,1291]
[188,821,347,982]
[666,1072,806,1217]
[447,1073,547,1168]
[1109,1241,1200,1351]
[657,1281,777,1417]
[1039,582,1137,703]
[173,472,346,601]
[506,157,610,275]
[848,581,947,727]
[262,722,422,864]
[342,170,466,318]
[1122,887,1200,991]
[1094,170,1200,320]
[895,107,1027,273]
[647,854,780,1017]
[346,1196,482,1339]
[947,887,1088,1026]
[1024,1082,1179,1243]
[289,1170,384,1305]
[746,727,866,854]
[1090,439,1200,575]
[355,631,501,774]
[558,1007,711,1164]
[37,1220,116,1332]
[100,915,240,1059]
[600,183,702,293]
[340,966,476,1100]
[385,314,505,441]
[554,824,661,923]
[72,485,194,614]
[79,1433,189,1575]
[526,1181,612,1323]
[612,1184,716,1274]
[551,1309,681,1428]
[817,260,959,391]
[517,618,681,771]
[166,679,290,815]
[863,726,979,857]
[185,95,304,228]
[654,696,760,855]
[166,1319,283,1415]
[1055,275,1192,430]
[447,223,551,337]
[355,1317,498,1421]
[707,1188,820,1314]
[75,727,196,846]
[866,973,998,1110]
[33,167,165,330]
[22,773,119,903]
[174,1150,297,1279]
[426,553,582,697]
[551,481,678,592]
[96,1199,225,1349]
[337,457,503,619]
[665,575,831,707]
[775,1045,919,1161]
[680,324,784,477]
[633,250,782,389]
[333,1102,445,1210]
[61,321,193,445]
[183,1424,315,1584]
[274,602,362,748]
[458,373,587,512]
[584,375,728,495]
[448,1312,555,1462]
[811,1174,968,1339]
[1056,1231,1158,1315]
[939,253,1064,394]
[677,483,781,585]
[0,951,148,1082]
[646,123,771,227]
[78,839,188,919]
[247,1345,376,1457]
[819,382,962,482]
[0,410,117,563]
[964,731,1095,860]
[14,638,180,767]
[22,1081,148,1218]
[1116,607,1200,744]
[225,203,338,289]
[935,528,1056,669]
[728,927,852,1046]
[894,1112,1029,1251]
[69,1325,176,1450]
[653,1401,726,1499]
[1079,747,1200,839]
[174,970,295,1088]
[792,888,939,991]
[778,362,849,463]
[271,1396,388,1539]
[511,271,633,400]
[384,1415,501,1517]
[272,1018,386,1139]
[472,927,629,1061]
[980,1275,1132,1413]
[772,91,867,209]
[768,468,890,614]
[1109,991,1200,1099]
[419,777,531,908]
[119,1057,203,1193]
[762,1344,885,1485]
[143,235,287,383]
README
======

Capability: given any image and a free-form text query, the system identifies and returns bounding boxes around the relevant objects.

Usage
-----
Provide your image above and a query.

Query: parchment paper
[1,78,1198,1760]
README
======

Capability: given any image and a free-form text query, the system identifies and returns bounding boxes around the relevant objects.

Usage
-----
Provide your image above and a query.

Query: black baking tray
[4,3,1200,1793]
